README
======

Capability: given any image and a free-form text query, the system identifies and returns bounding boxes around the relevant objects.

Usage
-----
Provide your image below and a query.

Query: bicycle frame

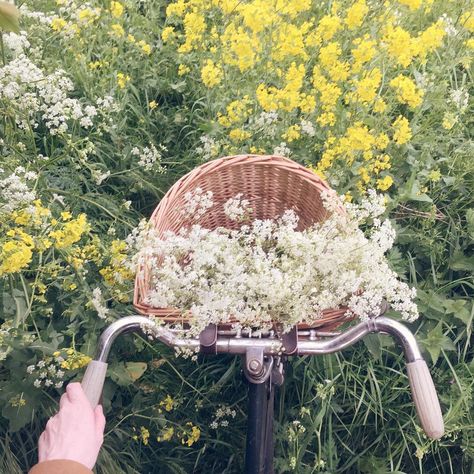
[81,315,444,474]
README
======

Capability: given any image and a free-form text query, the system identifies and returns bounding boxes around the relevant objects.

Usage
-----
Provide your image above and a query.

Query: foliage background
[0,0,473,472]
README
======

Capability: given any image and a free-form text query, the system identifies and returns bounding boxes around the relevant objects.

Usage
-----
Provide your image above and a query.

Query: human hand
[38,382,105,470]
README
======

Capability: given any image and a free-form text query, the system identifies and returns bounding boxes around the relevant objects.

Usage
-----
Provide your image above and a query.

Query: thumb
[94,405,106,440]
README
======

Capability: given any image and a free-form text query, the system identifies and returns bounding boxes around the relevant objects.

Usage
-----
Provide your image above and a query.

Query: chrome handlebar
[81,315,444,439]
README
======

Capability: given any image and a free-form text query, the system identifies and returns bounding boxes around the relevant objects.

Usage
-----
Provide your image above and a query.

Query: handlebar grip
[406,359,444,439]
[81,360,108,409]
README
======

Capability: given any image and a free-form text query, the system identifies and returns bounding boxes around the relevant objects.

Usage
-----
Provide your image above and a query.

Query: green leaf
[420,324,456,364]
[443,299,472,325]
[109,361,147,386]
[0,1,19,33]
[449,252,474,272]
[124,362,147,382]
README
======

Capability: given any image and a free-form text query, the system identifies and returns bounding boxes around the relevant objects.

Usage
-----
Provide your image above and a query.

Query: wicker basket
[134,154,355,330]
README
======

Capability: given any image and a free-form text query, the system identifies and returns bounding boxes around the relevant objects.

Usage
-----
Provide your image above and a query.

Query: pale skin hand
[38,382,105,470]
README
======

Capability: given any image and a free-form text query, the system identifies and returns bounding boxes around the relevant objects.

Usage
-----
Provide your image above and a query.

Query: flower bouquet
[130,156,418,338]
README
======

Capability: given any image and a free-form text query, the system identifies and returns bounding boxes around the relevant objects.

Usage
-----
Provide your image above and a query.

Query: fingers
[59,391,71,410]
[66,382,88,405]
[94,405,106,440]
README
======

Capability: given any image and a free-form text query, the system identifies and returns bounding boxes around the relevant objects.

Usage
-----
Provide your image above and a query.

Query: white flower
[273,142,291,157]
[33,379,42,388]
[26,365,35,374]
[132,144,166,171]
[449,88,469,113]
[91,288,109,319]
[300,119,315,137]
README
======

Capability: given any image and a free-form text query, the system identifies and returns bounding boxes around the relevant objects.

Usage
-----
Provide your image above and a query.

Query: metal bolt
[248,359,262,373]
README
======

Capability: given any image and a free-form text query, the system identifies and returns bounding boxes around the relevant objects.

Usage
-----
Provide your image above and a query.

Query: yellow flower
[0,240,33,275]
[345,0,368,29]
[127,33,136,43]
[161,26,175,42]
[178,64,190,76]
[157,426,174,442]
[138,40,152,55]
[351,35,376,73]
[140,426,150,445]
[51,17,67,31]
[428,169,442,182]
[229,128,251,142]
[282,125,301,142]
[160,395,175,412]
[201,59,223,88]
[350,68,382,104]
[110,1,124,18]
[461,11,474,33]
[117,72,130,89]
[397,0,422,10]
[382,25,418,67]
[377,175,394,191]
[111,23,124,37]
[373,98,387,113]
[149,100,158,110]
[390,75,424,108]
[49,214,90,248]
[166,0,187,17]
[61,211,72,221]
[442,112,457,130]
[392,115,412,145]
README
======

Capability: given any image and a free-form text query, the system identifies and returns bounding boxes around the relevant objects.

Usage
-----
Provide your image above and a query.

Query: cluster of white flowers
[273,142,291,157]
[253,111,279,137]
[129,191,419,338]
[27,358,65,389]
[300,119,316,137]
[91,287,109,319]
[131,144,166,172]
[196,135,219,161]
[3,32,30,56]
[19,5,54,25]
[0,166,37,213]
[181,187,214,219]
[223,193,253,221]
[0,34,99,134]
[209,405,237,429]
[449,88,469,113]
[440,14,458,36]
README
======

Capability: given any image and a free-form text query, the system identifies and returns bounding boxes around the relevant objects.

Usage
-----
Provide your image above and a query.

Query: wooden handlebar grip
[81,360,108,409]
[407,359,444,439]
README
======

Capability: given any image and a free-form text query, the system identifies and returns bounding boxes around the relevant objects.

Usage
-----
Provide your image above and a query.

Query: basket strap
[199,324,218,354]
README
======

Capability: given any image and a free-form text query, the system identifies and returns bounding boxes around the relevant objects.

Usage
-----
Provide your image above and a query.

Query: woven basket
[134,154,355,331]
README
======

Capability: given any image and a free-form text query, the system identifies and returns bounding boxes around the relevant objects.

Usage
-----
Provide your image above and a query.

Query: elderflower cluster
[0,167,37,213]
[131,144,166,171]
[0,53,98,134]
[130,191,418,338]
[209,405,237,429]
[27,356,65,389]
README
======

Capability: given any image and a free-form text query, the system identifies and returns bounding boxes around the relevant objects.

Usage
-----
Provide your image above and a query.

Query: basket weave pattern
[134,154,354,330]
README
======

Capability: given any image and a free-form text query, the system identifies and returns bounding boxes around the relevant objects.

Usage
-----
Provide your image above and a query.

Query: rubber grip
[81,360,108,409]
[406,359,444,439]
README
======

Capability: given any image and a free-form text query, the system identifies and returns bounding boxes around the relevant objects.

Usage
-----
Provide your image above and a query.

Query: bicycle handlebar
[81,315,444,439]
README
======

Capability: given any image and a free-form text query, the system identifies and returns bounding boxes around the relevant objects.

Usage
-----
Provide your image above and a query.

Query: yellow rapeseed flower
[117,72,130,89]
[390,74,424,108]
[51,17,67,31]
[201,59,223,88]
[110,1,124,18]
[392,115,412,145]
